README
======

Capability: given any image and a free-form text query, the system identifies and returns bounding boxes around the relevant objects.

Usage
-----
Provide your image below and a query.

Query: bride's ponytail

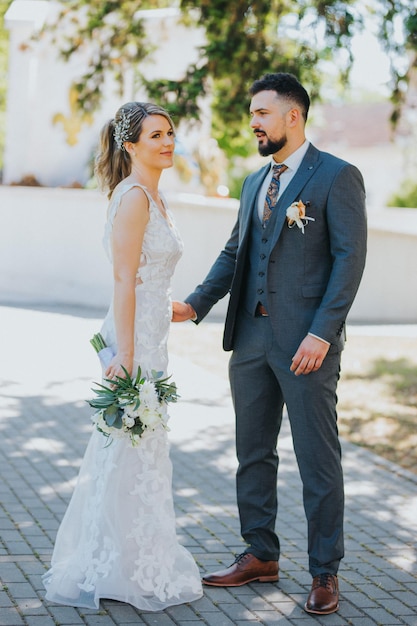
[94,119,131,198]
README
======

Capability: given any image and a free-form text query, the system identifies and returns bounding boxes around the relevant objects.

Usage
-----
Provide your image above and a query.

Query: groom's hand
[290,335,330,376]
[171,301,197,322]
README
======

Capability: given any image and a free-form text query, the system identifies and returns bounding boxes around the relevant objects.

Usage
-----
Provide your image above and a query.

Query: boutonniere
[286,200,314,234]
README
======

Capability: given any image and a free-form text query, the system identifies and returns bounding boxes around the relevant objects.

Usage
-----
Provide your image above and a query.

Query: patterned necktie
[263,163,288,222]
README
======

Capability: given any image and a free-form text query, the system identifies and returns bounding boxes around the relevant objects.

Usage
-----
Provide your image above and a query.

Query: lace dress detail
[42,184,203,611]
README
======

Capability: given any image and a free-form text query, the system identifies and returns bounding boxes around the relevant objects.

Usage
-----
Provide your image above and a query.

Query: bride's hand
[172,301,197,322]
[105,353,133,381]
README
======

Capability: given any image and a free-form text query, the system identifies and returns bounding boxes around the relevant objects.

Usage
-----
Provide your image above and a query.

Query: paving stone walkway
[0,305,416,625]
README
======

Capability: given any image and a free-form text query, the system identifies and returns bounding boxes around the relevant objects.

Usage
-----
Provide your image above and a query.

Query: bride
[42,102,203,611]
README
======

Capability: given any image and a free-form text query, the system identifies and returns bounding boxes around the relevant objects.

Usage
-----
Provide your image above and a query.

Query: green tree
[171,0,360,156]
[39,0,364,158]
[388,180,417,208]
[37,0,170,114]
[37,0,417,159]
[5,0,416,191]
[373,0,417,126]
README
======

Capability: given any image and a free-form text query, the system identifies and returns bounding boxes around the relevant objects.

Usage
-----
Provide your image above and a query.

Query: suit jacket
[186,143,367,354]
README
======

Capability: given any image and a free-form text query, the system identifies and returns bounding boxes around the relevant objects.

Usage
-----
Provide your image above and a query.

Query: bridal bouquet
[88,333,179,446]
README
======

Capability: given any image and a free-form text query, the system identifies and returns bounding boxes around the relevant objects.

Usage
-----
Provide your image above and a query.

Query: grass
[338,342,417,473]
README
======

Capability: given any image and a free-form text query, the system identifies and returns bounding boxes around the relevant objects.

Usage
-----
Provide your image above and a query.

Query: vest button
[258,271,265,277]
[262,238,268,243]
[260,253,266,259]
[257,288,264,294]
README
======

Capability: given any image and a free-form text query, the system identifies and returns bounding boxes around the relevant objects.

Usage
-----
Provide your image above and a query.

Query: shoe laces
[233,552,250,564]
[313,573,336,591]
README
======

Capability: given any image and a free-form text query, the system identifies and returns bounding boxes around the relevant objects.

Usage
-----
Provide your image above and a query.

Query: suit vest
[242,202,280,315]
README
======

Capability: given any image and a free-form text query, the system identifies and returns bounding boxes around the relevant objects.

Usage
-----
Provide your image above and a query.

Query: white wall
[1,186,417,323]
[0,186,237,318]
[350,211,417,322]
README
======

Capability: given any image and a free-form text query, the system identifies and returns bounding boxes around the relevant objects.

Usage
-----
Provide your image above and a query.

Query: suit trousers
[229,309,344,576]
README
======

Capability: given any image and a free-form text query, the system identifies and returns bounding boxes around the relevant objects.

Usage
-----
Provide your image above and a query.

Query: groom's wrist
[308,332,330,346]
[187,304,197,321]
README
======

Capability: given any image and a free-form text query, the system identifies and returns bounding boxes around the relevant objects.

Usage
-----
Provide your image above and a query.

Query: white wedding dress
[42,183,203,611]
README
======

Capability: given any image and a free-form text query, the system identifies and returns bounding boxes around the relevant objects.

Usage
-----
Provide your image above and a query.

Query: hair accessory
[113,109,132,150]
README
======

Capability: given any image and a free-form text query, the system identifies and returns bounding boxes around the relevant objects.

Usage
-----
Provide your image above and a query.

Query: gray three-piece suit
[186,143,367,575]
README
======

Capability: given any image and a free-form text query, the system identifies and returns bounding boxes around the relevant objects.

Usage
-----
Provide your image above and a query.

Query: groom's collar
[270,140,310,173]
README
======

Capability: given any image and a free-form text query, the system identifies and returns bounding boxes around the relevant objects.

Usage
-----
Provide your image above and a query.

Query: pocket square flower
[286,200,314,234]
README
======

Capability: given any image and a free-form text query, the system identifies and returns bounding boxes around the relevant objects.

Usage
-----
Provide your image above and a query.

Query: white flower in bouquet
[140,407,164,430]
[140,380,160,408]
[88,335,179,447]
[124,404,142,419]
[93,413,121,438]
[122,412,136,429]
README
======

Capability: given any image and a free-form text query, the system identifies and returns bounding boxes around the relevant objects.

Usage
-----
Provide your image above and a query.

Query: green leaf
[131,422,144,436]
[134,366,142,387]
[104,406,123,428]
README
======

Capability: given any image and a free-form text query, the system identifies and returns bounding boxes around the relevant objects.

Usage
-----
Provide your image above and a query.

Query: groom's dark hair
[249,73,310,122]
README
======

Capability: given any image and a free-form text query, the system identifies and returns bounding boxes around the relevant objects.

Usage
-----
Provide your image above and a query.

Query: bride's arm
[106,187,149,379]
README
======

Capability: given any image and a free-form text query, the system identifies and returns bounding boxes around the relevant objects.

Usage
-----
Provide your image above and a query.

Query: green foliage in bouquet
[87,365,179,444]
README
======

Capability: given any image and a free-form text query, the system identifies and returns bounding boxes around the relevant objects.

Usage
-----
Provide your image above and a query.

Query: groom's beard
[257,134,287,157]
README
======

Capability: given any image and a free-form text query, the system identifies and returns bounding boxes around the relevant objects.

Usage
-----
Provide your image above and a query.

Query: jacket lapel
[239,163,270,238]
[271,144,322,245]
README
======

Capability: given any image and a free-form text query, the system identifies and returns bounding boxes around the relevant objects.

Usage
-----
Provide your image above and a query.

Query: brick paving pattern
[0,306,416,625]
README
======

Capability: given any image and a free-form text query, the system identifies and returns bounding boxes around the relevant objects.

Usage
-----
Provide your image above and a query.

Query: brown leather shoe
[305,573,339,614]
[202,553,279,587]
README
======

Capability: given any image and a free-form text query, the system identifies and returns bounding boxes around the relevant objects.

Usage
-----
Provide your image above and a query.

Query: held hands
[172,301,196,323]
[290,335,330,376]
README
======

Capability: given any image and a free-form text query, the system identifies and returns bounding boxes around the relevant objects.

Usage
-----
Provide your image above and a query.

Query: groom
[173,72,367,615]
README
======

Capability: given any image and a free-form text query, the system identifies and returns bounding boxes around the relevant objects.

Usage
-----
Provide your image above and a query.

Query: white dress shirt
[257,140,310,221]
